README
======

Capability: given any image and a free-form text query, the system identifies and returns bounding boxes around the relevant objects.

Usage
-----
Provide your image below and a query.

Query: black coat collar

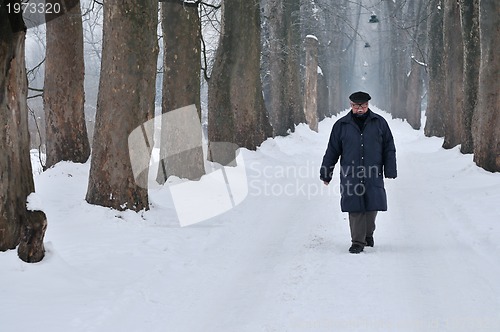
[340,109,378,124]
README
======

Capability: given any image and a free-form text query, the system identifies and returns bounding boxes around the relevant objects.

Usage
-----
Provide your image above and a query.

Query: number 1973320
[4,1,61,15]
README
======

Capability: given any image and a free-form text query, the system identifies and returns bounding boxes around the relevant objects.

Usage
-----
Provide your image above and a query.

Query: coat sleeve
[320,123,342,183]
[382,120,397,178]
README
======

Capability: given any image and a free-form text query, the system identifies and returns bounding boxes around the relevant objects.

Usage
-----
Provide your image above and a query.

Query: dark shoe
[365,236,374,247]
[349,244,364,254]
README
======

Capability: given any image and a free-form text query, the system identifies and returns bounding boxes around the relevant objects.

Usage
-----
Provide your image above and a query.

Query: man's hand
[323,181,330,186]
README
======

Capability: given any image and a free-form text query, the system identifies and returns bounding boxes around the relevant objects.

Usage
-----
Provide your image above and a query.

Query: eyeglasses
[350,102,368,109]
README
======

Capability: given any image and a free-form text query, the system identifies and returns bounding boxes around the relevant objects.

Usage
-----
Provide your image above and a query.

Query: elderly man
[320,91,397,254]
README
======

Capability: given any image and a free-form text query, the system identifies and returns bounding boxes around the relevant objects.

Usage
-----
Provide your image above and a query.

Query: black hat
[349,91,371,103]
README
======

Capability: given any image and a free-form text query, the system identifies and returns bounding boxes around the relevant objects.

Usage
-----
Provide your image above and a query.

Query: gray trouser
[349,211,378,246]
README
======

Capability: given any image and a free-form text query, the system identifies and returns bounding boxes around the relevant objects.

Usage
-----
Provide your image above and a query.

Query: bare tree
[199,0,222,81]
[82,0,103,64]
[208,0,272,162]
[304,35,319,132]
[459,0,480,154]
[319,0,350,115]
[473,0,500,172]
[424,0,446,137]
[81,0,104,142]
[405,0,426,130]
[44,0,90,168]
[86,0,159,211]
[157,0,205,183]
[0,5,37,250]
[318,0,358,111]
[442,0,464,149]
[263,0,303,136]
[384,0,406,119]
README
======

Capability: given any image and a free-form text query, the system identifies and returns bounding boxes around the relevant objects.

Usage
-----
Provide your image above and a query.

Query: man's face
[350,102,369,115]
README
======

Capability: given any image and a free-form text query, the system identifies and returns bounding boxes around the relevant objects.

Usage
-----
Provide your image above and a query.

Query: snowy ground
[2,108,500,332]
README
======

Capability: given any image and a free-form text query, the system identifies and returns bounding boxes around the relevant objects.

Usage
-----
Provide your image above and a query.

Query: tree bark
[317,69,329,121]
[18,210,47,263]
[459,0,480,154]
[157,0,205,183]
[304,35,319,132]
[442,0,464,149]
[208,0,272,162]
[405,0,425,130]
[473,0,500,172]
[385,0,406,120]
[376,2,391,111]
[0,5,36,251]
[266,0,303,136]
[425,0,446,137]
[266,0,286,135]
[44,0,90,168]
[86,0,158,211]
[286,0,305,126]
[405,60,422,130]
[321,0,344,116]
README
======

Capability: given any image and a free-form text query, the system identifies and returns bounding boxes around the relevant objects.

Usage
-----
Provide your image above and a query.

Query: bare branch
[27,58,45,75]
[27,94,43,99]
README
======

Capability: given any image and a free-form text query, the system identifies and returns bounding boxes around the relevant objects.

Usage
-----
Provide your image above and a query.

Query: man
[320,91,397,254]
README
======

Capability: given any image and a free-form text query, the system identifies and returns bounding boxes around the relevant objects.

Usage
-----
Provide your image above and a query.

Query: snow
[305,34,318,41]
[411,55,427,67]
[2,107,500,331]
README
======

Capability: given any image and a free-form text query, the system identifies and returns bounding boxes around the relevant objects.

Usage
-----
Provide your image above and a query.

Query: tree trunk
[344,1,362,99]
[405,61,422,130]
[473,0,500,172]
[266,0,287,135]
[208,0,272,162]
[304,35,319,132]
[18,210,47,263]
[425,0,446,137]
[0,6,36,250]
[442,0,464,149]
[459,0,480,154]
[376,3,391,112]
[405,0,425,130]
[44,0,90,168]
[86,0,158,211]
[157,0,205,183]
[286,0,304,126]
[385,0,406,120]
[266,0,303,136]
[317,69,329,121]
[321,1,342,116]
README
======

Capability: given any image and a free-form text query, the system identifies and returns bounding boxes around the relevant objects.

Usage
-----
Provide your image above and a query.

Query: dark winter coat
[320,110,397,212]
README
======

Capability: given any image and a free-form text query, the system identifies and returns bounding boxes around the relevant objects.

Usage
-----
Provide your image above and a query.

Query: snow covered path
[2,109,500,331]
